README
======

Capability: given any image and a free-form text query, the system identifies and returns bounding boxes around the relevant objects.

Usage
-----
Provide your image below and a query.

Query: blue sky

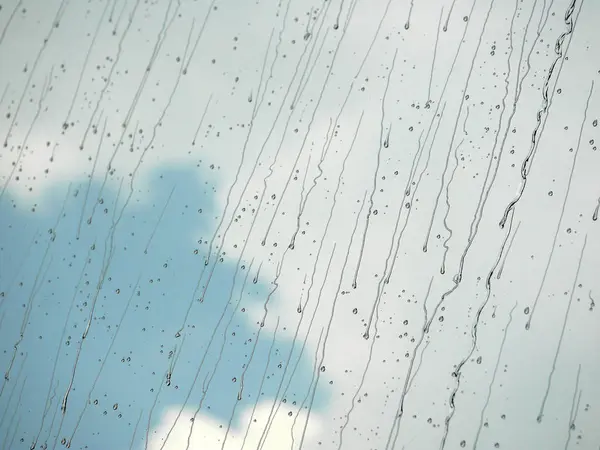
[0,162,327,449]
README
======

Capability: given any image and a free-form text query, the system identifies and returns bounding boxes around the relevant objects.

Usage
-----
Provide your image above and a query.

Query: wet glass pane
[0,0,599,449]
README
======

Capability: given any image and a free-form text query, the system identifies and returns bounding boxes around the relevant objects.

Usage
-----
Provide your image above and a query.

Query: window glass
[0,0,599,449]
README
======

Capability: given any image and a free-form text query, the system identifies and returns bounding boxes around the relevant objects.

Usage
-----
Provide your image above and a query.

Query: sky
[0,0,599,449]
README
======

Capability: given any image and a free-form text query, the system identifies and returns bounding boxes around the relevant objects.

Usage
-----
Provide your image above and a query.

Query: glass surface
[0,0,599,449]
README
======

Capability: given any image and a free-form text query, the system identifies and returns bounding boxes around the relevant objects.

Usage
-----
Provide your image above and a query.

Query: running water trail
[0,1,598,449]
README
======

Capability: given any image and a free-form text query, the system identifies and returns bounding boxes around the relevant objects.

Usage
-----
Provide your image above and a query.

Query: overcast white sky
[0,0,599,449]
